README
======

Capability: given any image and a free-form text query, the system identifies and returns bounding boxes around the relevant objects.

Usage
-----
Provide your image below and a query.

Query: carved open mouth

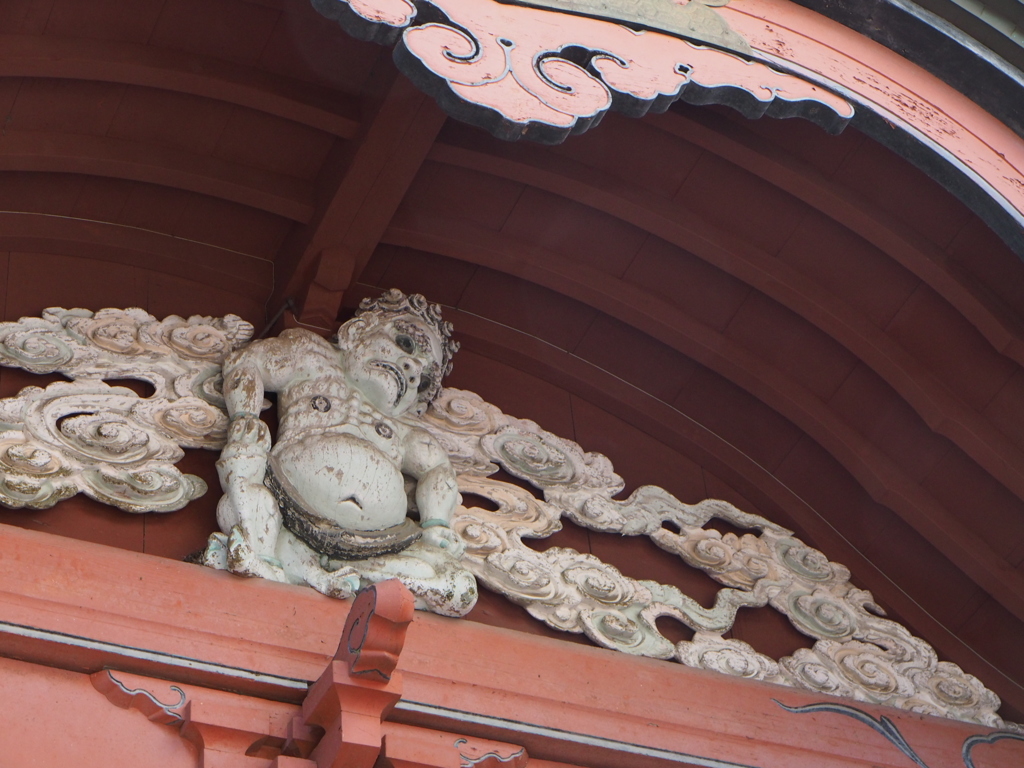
[370,361,407,405]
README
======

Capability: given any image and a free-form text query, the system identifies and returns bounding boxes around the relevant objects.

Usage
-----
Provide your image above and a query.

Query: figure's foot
[304,565,361,600]
[201,532,229,570]
[226,526,288,582]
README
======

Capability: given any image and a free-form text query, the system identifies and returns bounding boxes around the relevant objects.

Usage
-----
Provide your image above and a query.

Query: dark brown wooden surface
[1,0,1023,723]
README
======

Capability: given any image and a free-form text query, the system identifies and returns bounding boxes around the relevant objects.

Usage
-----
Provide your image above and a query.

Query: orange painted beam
[0,523,1019,767]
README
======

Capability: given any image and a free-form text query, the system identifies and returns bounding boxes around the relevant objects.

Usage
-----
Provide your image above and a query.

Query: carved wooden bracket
[91,581,529,768]
[291,579,416,768]
[310,0,854,144]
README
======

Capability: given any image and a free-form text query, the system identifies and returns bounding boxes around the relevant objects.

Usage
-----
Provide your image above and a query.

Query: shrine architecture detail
[1,0,1024,766]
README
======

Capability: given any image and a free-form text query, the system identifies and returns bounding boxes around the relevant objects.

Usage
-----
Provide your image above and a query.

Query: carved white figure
[0,300,1015,730]
[200,290,478,617]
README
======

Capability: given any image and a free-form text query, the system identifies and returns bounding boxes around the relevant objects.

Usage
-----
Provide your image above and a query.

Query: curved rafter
[0,131,315,223]
[0,212,273,295]
[0,33,361,138]
[378,219,1024,623]
[423,141,1024,515]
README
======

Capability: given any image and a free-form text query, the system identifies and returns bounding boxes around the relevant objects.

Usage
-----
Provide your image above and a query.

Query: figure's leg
[210,486,288,582]
[333,542,478,618]
[275,530,360,599]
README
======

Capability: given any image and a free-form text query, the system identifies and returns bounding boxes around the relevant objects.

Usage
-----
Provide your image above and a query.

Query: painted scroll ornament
[311,0,854,143]
[0,304,1015,732]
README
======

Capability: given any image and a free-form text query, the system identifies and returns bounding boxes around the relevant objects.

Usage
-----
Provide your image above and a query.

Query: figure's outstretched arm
[216,339,292,573]
[404,428,464,557]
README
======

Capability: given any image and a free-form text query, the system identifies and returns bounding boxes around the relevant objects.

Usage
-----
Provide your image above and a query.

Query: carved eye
[395,334,416,354]
[418,375,433,394]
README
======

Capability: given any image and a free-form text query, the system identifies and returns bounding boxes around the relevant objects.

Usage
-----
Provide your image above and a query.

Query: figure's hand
[224,414,271,452]
[219,415,271,478]
[420,523,466,559]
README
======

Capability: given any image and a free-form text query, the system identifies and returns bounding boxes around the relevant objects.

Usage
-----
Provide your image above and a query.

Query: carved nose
[400,356,421,379]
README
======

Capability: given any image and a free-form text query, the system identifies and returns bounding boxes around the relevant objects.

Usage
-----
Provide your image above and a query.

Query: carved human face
[337,315,444,417]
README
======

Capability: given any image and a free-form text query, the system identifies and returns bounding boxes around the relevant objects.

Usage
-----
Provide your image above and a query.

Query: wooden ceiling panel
[6,77,125,134]
[171,193,290,259]
[0,0,52,35]
[107,85,233,156]
[256,0,382,93]
[571,396,707,501]
[674,150,808,256]
[946,216,1024,323]
[6,250,146,318]
[0,171,85,214]
[500,187,648,277]
[776,208,922,329]
[398,160,526,233]
[211,106,336,180]
[42,0,165,43]
[856,513,989,630]
[622,236,752,332]
[832,135,976,249]
[457,267,598,352]
[374,245,479,307]
[672,366,806,473]
[148,0,281,67]
[920,446,1024,563]
[886,283,1019,411]
[544,113,703,198]
[723,291,860,401]
[828,363,953,483]
[114,180,191,232]
[985,370,1024,449]
[442,347,577,440]
[573,313,698,404]
[684,104,865,178]
[70,175,136,221]
[956,597,1024,694]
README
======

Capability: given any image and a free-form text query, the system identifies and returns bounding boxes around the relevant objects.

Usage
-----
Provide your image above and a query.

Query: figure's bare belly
[269,432,408,531]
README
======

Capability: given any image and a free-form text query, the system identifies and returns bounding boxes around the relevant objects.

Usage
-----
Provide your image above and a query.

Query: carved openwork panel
[420,389,1012,730]
[0,308,252,511]
[0,307,1015,732]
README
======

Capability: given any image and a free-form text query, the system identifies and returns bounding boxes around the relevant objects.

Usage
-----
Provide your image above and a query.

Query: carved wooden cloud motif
[310,0,854,142]
[0,304,1017,735]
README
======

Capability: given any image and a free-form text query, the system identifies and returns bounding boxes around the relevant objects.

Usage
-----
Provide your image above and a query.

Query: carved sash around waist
[264,462,421,560]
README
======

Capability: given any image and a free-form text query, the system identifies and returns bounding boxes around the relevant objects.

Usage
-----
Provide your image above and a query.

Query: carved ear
[336,317,368,350]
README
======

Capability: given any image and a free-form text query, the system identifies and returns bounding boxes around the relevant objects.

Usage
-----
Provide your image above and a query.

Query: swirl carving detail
[312,0,854,144]
[0,311,1013,732]
[0,308,253,512]
[421,388,1014,730]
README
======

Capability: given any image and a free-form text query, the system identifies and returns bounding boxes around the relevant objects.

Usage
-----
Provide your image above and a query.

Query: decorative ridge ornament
[0,298,1016,733]
[310,0,854,143]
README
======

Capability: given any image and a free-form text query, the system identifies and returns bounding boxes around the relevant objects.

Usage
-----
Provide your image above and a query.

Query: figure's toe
[227,527,287,582]
[201,532,229,569]
[307,567,360,600]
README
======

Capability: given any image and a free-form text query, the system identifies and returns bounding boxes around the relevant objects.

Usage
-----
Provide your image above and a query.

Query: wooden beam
[0,34,360,138]
[0,130,315,222]
[0,211,273,295]
[426,140,1024,513]
[379,216,1024,625]
[271,71,446,329]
